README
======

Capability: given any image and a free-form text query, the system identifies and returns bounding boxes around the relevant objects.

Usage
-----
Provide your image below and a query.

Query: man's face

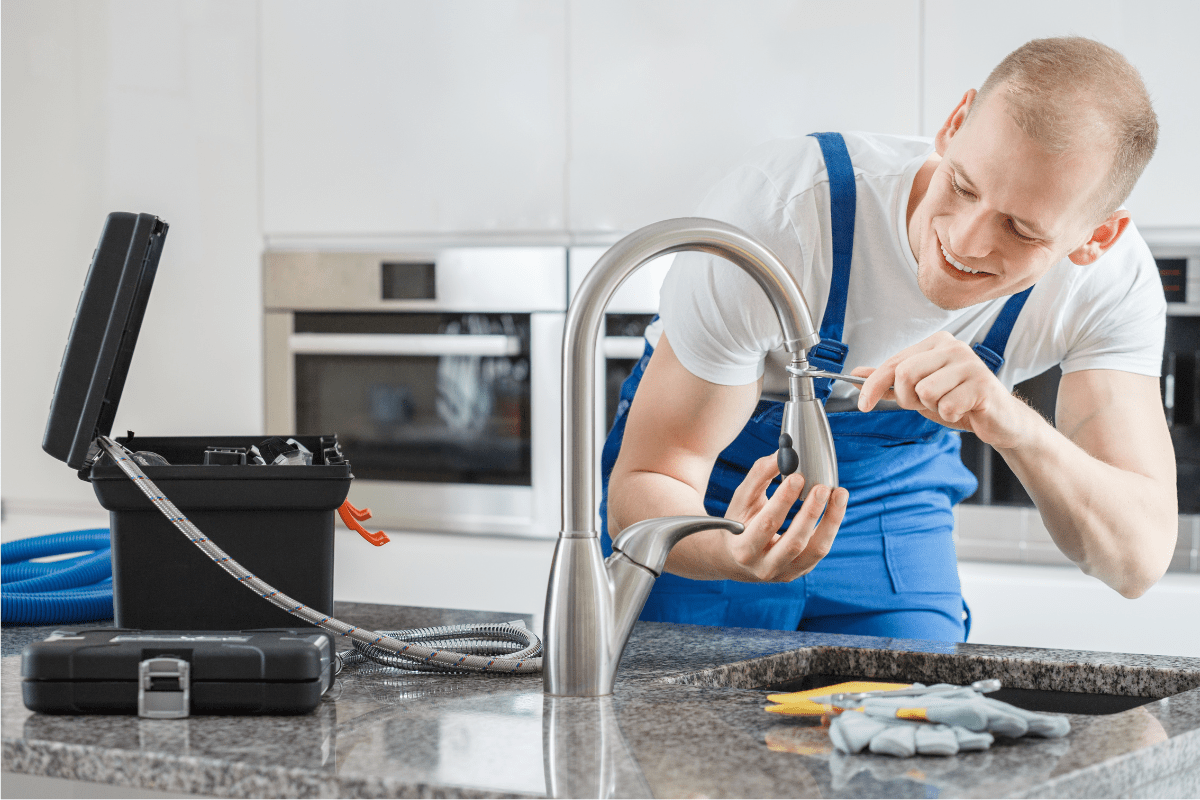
[909,89,1113,311]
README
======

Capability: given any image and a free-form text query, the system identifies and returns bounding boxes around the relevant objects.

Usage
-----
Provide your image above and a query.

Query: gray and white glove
[858,687,1070,739]
[829,711,993,757]
[829,685,1070,757]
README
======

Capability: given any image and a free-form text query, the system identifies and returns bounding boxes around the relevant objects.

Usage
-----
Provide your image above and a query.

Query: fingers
[763,486,849,580]
[922,377,980,425]
[856,332,957,412]
[889,349,956,409]
[725,454,782,521]
[727,472,806,573]
[858,365,896,411]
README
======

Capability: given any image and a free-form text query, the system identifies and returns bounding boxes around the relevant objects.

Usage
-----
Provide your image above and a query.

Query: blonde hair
[974,37,1158,219]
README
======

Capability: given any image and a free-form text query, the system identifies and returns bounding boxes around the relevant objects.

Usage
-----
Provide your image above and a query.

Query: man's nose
[949,205,995,259]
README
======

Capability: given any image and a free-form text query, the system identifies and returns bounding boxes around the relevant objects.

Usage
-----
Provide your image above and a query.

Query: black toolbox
[21,628,333,717]
[41,212,353,630]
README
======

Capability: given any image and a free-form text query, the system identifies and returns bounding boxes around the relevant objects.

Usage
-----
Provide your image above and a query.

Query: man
[600,37,1176,642]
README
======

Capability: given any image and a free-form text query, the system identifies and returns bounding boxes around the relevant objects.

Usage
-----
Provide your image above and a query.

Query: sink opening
[759,673,1163,716]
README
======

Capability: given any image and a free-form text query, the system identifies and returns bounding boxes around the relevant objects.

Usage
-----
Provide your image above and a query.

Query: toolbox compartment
[42,212,352,631]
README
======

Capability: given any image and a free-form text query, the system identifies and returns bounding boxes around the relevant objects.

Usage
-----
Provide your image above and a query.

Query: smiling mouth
[938,239,989,277]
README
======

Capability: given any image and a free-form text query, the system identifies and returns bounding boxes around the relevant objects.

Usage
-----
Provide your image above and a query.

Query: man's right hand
[721,454,848,582]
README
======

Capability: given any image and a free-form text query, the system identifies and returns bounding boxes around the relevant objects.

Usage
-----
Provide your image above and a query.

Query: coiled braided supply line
[95,436,542,674]
[344,623,541,672]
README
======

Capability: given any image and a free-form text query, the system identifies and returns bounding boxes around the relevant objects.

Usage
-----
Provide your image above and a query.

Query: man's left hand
[854,331,1034,449]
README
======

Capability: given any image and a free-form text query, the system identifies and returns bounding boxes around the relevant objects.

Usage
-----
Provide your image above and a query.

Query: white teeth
[941,245,981,274]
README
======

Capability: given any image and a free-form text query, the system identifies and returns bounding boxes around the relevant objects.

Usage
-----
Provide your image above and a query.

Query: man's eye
[950,174,973,198]
[1007,220,1038,243]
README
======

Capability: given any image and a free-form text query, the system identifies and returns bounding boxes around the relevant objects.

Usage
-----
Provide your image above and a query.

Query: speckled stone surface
[5,603,1200,798]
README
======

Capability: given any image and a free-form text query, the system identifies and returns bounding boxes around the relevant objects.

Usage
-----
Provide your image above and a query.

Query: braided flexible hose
[95,436,542,674]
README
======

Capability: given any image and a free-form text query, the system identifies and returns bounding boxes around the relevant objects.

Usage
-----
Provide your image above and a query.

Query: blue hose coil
[1,529,113,624]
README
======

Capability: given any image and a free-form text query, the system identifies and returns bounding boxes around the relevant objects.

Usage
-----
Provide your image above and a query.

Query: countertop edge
[2,737,544,799]
[1022,727,1200,798]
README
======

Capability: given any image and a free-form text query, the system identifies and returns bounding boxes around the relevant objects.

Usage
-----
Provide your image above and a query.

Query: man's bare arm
[607,333,847,582]
[998,369,1177,597]
[857,334,1177,598]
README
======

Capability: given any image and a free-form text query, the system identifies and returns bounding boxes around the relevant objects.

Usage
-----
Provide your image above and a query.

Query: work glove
[829,684,1070,757]
[829,711,993,757]
[858,686,1071,739]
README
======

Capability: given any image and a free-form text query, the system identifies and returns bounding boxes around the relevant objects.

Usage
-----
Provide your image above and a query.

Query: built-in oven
[264,248,566,538]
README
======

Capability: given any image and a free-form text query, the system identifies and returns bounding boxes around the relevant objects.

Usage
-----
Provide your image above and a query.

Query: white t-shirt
[651,132,1165,402]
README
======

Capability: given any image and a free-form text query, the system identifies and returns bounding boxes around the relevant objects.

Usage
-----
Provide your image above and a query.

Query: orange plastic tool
[338,500,390,546]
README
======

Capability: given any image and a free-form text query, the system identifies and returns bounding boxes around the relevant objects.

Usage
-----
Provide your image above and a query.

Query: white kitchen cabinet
[333,528,556,635]
[959,561,1200,658]
[568,0,922,233]
[923,0,1200,232]
[260,1,567,238]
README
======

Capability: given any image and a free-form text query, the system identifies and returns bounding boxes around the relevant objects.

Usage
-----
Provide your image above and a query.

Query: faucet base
[543,536,616,697]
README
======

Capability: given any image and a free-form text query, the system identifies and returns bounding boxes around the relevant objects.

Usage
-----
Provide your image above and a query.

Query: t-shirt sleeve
[1058,243,1166,378]
[658,164,810,386]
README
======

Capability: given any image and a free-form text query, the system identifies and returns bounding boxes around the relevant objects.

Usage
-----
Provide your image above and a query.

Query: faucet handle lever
[611,516,743,576]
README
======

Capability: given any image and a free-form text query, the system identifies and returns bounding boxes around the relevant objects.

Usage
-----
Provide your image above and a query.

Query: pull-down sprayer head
[777,355,839,496]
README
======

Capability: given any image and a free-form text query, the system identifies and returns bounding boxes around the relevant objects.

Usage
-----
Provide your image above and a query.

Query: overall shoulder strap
[972,286,1034,374]
[806,132,855,348]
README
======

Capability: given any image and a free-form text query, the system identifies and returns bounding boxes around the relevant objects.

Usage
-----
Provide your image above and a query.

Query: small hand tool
[785,364,870,385]
[807,679,1002,708]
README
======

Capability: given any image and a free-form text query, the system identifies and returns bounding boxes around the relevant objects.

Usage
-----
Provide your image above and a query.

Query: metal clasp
[138,657,190,719]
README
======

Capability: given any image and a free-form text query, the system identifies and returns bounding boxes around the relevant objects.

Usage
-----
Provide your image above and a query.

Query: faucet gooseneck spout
[544,218,838,697]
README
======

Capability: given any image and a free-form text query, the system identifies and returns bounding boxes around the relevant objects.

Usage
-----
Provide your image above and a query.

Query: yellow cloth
[764,681,912,716]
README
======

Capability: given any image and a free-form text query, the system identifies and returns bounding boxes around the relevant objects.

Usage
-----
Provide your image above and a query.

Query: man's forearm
[608,468,749,581]
[994,401,1177,598]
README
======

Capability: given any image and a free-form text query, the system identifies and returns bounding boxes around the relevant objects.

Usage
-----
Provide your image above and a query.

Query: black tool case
[21,628,333,717]
[41,212,352,630]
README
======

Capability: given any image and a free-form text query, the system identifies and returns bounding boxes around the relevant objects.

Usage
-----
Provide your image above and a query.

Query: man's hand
[852,330,1177,598]
[608,333,849,583]
[722,454,849,582]
[854,331,1035,449]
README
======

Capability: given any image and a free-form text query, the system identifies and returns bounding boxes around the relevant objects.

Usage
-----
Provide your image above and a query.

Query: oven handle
[602,336,649,360]
[288,332,523,357]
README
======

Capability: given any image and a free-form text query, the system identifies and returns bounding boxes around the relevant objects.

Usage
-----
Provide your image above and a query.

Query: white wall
[923,0,1200,234]
[3,3,1198,638]
[2,0,263,517]
[6,0,1198,519]
[259,1,568,237]
[566,0,921,233]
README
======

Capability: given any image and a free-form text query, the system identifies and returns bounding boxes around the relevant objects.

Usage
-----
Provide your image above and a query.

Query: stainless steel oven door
[266,311,562,538]
[265,247,566,539]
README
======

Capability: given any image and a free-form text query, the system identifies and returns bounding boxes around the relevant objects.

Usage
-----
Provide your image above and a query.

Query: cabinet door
[261,1,566,237]
[923,0,1200,231]
[568,0,921,232]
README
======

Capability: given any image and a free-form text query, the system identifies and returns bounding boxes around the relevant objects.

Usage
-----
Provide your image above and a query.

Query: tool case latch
[138,657,190,719]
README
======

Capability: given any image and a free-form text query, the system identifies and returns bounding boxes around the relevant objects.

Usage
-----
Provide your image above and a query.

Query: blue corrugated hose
[1,529,114,624]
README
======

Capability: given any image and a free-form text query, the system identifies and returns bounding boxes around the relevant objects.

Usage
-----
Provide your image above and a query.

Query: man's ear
[934,89,976,156]
[1068,210,1131,266]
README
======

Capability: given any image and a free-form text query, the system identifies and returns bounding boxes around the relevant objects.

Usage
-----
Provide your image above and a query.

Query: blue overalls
[599,132,1033,642]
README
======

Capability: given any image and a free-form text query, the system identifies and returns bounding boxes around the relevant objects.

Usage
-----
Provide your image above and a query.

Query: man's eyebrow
[948,159,1051,239]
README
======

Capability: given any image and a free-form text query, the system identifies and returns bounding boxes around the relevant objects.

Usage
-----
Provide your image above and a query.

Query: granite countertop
[4,602,1200,798]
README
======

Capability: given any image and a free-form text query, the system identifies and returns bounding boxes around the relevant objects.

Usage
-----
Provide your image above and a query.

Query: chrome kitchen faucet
[544,217,838,697]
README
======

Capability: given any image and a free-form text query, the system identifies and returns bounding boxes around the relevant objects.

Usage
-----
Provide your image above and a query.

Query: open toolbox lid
[42,212,168,469]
